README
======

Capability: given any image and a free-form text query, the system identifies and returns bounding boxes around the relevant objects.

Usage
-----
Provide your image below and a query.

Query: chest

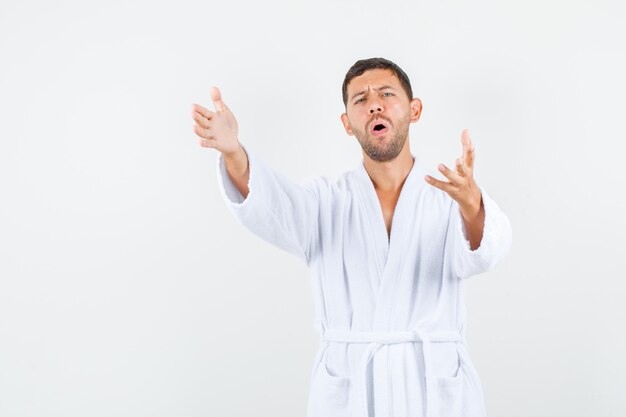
[376,189,401,240]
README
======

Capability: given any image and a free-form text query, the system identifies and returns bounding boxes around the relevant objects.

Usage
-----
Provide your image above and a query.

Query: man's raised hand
[191,86,240,156]
[424,129,482,214]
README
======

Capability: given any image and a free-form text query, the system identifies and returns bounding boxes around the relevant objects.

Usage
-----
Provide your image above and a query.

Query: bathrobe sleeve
[215,142,320,265]
[451,186,512,279]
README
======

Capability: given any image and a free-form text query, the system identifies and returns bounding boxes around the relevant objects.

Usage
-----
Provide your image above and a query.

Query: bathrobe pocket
[308,347,351,417]
[433,345,465,417]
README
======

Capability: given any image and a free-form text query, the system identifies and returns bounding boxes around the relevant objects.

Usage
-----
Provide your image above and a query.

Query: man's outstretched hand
[191,86,240,156]
[425,129,485,249]
[424,129,482,212]
[192,86,250,198]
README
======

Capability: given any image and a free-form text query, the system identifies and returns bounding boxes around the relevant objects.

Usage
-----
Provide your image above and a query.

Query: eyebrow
[350,85,395,102]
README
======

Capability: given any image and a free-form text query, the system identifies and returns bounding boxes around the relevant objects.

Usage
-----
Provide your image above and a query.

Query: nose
[368,98,384,114]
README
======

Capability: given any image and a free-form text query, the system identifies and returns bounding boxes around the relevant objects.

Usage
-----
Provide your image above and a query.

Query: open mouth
[370,120,389,137]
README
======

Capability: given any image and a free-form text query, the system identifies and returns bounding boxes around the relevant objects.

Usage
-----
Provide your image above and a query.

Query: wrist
[459,191,483,220]
[223,141,243,160]
[223,142,248,176]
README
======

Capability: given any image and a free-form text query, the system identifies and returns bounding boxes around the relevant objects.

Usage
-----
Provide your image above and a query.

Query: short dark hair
[342,57,413,107]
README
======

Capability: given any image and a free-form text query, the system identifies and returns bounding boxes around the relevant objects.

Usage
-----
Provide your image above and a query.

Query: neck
[362,139,415,192]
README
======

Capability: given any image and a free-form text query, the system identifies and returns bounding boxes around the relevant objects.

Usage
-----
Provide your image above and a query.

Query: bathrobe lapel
[355,154,428,332]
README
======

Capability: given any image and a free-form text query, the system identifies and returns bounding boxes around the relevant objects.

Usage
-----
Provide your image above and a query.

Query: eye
[354,97,365,104]
[383,92,393,97]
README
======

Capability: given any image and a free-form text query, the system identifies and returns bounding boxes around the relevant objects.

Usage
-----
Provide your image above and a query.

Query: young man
[191,57,512,417]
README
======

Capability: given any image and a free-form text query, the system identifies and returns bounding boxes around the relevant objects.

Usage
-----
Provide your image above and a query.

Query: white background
[1,0,625,416]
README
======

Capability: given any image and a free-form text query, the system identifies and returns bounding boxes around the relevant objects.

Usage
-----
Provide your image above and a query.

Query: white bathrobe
[215,142,512,417]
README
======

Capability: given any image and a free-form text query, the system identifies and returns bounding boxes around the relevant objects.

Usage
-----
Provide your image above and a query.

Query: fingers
[461,128,475,171]
[191,91,224,149]
[424,175,453,193]
[191,103,215,120]
[455,157,465,175]
[210,86,226,113]
[192,110,210,129]
[427,130,478,201]
[199,138,217,148]
[438,163,462,184]
[191,86,230,148]
[192,124,213,140]
[461,128,471,148]
[191,103,215,142]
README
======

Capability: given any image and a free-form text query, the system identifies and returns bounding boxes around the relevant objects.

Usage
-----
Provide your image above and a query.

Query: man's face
[341,68,422,162]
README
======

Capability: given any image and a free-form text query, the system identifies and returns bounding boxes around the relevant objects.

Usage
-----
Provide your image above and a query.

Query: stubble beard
[352,114,411,163]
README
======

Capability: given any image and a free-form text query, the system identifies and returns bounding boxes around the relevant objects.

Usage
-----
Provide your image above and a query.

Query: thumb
[210,86,227,113]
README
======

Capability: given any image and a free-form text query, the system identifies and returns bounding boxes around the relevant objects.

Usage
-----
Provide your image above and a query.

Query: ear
[340,113,354,136]
[409,98,422,123]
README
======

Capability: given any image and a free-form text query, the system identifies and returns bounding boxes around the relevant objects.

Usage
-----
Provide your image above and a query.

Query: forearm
[223,144,250,199]
[215,144,320,264]
[460,195,485,251]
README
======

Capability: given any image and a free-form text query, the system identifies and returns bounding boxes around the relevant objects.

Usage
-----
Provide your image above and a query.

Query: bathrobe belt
[322,328,462,417]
